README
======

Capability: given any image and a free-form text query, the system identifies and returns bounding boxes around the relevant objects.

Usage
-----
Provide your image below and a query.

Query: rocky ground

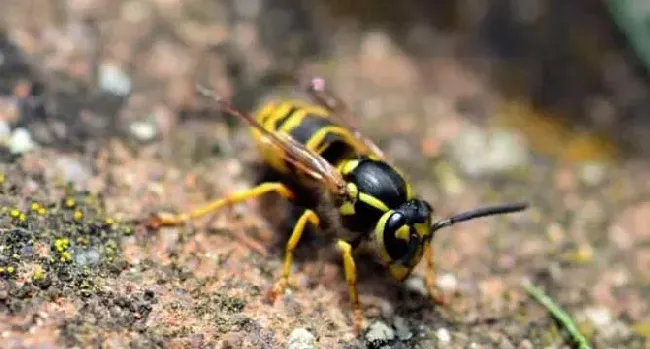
[1,0,650,348]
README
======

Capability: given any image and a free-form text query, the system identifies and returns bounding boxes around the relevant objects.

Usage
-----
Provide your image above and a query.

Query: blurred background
[0,0,649,348]
[1,0,649,160]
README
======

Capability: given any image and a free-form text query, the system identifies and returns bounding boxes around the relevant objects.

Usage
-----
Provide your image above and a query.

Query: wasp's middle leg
[336,239,364,334]
[267,208,320,302]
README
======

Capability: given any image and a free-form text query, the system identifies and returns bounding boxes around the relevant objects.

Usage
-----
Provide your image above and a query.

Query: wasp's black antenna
[430,202,529,235]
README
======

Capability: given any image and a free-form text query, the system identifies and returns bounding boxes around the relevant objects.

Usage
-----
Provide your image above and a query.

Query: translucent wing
[196,84,349,199]
[305,77,387,159]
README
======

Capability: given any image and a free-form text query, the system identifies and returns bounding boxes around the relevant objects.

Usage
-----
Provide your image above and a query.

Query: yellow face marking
[358,192,390,212]
[414,222,429,239]
[395,225,410,241]
[374,210,394,264]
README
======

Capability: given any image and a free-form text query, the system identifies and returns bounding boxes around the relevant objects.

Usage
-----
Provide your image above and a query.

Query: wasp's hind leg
[147,182,295,228]
[336,239,364,334]
[267,209,320,302]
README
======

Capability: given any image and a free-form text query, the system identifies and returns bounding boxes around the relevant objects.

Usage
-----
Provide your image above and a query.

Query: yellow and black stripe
[252,99,371,179]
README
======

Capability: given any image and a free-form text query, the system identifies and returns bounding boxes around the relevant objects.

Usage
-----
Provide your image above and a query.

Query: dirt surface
[1,1,649,348]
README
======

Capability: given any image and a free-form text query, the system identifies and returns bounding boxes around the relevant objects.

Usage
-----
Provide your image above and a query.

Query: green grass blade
[522,280,593,349]
[605,0,650,74]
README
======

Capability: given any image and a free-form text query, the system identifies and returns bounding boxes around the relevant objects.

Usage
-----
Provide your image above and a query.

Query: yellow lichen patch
[121,226,132,236]
[73,210,84,221]
[54,238,73,263]
[30,202,47,215]
[60,251,72,263]
[65,198,76,208]
[9,208,27,222]
[32,265,46,281]
[0,172,4,184]
[54,238,70,253]
[631,322,650,338]
[562,244,594,265]
[494,100,618,163]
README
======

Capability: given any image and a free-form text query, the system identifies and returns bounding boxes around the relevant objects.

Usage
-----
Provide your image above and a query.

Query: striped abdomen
[251,99,368,178]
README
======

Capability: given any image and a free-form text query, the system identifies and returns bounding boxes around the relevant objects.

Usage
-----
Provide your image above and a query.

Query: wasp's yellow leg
[425,244,446,305]
[336,239,364,333]
[268,209,320,300]
[149,182,295,228]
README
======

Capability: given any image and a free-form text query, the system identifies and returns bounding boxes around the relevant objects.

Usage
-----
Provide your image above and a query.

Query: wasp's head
[373,198,434,281]
[373,197,530,282]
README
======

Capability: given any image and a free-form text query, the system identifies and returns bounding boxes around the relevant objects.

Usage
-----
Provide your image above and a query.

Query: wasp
[148,77,528,333]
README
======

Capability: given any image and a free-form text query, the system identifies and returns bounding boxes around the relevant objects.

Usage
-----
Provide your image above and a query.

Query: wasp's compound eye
[381,212,411,261]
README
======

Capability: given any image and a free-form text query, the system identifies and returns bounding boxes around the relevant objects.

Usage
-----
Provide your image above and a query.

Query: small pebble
[0,120,10,142]
[437,273,458,291]
[74,248,102,267]
[287,328,316,349]
[99,63,132,96]
[56,157,91,187]
[404,276,428,296]
[10,127,36,154]
[393,316,412,341]
[365,320,395,347]
[584,306,612,327]
[449,124,530,177]
[130,121,157,142]
[436,327,451,344]
[578,161,607,186]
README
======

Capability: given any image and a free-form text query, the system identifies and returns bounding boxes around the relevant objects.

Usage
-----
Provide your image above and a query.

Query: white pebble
[449,124,530,177]
[56,157,91,187]
[0,120,10,143]
[584,306,612,327]
[404,276,428,296]
[365,321,395,345]
[437,273,458,291]
[578,161,607,186]
[393,316,412,340]
[436,327,451,344]
[287,328,316,349]
[10,127,36,154]
[129,121,157,142]
[99,63,132,96]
